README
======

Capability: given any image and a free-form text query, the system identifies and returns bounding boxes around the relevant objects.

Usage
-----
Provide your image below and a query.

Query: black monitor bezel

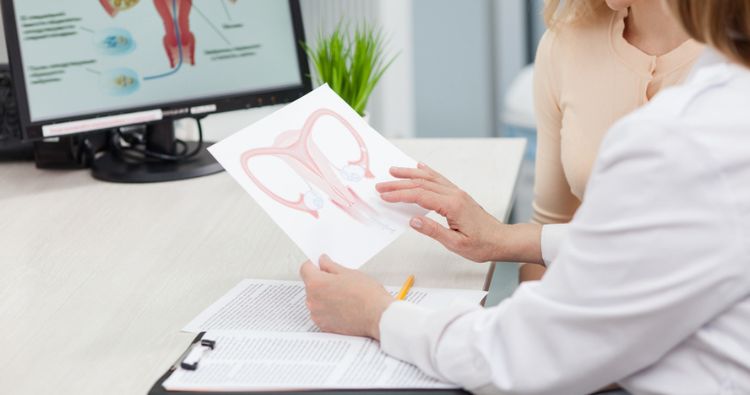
[1,0,312,141]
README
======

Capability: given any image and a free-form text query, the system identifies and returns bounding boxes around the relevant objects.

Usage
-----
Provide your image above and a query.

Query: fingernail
[417,162,426,168]
[320,254,329,260]
[410,217,423,229]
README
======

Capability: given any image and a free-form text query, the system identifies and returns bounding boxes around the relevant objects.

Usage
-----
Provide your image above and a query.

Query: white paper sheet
[208,85,428,268]
[182,279,487,333]
[163,331,458,391]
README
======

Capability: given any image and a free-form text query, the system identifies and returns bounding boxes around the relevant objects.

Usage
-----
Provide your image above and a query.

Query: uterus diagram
[100,0,197,73]
[240,109,393,230]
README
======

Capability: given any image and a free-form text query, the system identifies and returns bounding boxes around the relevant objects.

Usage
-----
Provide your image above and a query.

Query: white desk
[0,137,524,395]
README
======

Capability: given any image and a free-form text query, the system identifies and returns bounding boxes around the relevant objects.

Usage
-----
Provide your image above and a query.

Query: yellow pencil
[396,275,415,301]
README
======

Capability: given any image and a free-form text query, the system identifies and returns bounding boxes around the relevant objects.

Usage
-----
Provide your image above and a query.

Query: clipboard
[148,332,471,395]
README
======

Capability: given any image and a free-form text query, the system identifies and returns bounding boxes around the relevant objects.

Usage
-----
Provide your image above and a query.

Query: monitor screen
[2,0,310,139]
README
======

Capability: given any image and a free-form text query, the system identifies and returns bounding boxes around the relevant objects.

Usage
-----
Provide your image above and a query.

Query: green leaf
[299,23,398,116]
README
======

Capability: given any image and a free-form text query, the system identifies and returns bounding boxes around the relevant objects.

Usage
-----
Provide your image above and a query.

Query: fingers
[376,179,418,193]
[417,162,456,187]
[379,188,448,213]
[375,179,451,194]
[388,163,455,188]
[301,255,348,287]
[300,260,322,283]
[318,254,346,274]
[410,216,464,252]
[389,167,440,185]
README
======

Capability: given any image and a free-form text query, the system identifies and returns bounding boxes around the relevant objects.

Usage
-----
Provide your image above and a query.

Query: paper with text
[183,279,486,333]
[208,85,427,268]
[163,331,458,391]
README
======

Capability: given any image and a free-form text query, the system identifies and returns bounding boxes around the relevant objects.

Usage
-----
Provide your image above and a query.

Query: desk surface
[0,138,524,395]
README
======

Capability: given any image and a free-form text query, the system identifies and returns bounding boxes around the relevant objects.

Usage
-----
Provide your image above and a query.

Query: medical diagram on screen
[98,0,237,86]
[21,0,250,97]
[16,1,300,122]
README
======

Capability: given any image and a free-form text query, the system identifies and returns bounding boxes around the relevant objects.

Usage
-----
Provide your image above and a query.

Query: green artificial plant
[303,24,396,116]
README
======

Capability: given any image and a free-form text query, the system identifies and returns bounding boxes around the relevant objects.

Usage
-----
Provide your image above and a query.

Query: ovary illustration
[99,0,141,17]
[240,109,391,229]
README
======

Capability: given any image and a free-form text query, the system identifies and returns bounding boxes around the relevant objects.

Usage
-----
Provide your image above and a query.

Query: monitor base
[92,141,223,183]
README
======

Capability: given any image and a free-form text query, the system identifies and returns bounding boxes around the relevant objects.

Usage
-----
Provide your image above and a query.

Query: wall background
[298,0,416,138]
[299,0,544,138]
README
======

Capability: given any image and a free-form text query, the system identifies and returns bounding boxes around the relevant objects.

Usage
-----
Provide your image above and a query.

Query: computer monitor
[1,0,311,182]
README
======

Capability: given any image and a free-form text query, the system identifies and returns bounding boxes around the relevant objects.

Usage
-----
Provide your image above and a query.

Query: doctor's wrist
[490,223,544,264]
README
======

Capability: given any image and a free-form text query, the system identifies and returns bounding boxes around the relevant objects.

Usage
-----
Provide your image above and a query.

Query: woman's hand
[376,163,506,263]
[300,255,394,340]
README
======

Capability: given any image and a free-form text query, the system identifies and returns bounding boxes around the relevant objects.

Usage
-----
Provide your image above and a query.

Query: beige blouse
[532,9,704,224]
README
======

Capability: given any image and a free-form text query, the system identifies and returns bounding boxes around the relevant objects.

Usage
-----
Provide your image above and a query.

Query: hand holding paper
[209,85,427,268]
[300,255,394,339]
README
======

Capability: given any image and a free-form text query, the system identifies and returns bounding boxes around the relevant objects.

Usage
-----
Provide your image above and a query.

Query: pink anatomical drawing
[209,85,427,267]
[240,108,393,230]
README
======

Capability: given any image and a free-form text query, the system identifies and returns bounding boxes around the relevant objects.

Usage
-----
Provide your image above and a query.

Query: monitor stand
[92,118,223,183]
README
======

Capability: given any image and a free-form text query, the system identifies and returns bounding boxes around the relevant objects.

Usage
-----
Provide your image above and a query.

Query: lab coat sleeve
[378,118,749,395]
[540,223,568,267]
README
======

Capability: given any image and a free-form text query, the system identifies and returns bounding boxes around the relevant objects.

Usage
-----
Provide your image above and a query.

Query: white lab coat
[378,51,750,395]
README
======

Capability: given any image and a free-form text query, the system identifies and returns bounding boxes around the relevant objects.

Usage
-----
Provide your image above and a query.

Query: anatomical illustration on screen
[15,1,300,122]
[39,0,248,98]
[99,0,208,80]
[209,85,428,268]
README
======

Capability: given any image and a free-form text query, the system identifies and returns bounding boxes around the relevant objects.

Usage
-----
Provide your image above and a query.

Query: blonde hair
[666,0,750,68]
[543,0,613,29]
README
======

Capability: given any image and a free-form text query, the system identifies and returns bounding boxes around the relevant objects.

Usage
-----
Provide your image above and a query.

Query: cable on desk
[111,116,205,163]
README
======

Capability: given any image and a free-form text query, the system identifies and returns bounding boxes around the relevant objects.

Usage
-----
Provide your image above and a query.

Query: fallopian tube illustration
[240,109,392,229]
[153,0,196,71]
[100,0,196,77]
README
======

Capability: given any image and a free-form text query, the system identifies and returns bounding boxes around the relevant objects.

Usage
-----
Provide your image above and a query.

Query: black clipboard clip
[173,333,216,371]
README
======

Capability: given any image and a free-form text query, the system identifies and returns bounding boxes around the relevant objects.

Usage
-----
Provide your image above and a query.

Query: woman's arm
[531,30,581,226]
[521,29,579,281]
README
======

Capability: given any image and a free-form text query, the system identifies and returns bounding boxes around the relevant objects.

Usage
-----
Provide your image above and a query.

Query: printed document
[163,331,458,391]
[183,279,486,333]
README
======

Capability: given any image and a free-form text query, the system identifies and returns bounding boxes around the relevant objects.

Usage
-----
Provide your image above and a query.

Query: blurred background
[298,0,545,140]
